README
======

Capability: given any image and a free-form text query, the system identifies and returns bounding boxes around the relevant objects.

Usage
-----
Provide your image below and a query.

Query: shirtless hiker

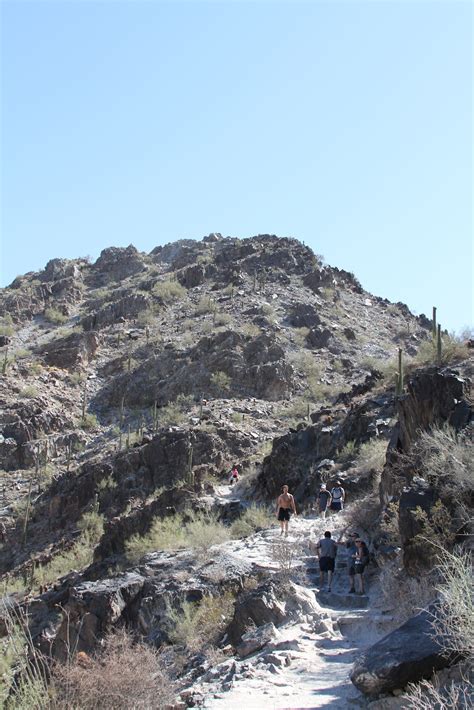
[276,485,297,536]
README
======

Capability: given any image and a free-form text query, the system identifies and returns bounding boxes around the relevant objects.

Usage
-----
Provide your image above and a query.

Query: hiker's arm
[341,487,346,501]
[291,495,297,514]
[276,496,281,515]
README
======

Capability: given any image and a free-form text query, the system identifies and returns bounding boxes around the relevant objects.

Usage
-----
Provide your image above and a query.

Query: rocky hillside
[0,234,472,708]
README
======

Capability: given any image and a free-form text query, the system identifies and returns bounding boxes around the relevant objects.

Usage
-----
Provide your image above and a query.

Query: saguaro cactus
[432,306,437,341]
[395,348,404,396]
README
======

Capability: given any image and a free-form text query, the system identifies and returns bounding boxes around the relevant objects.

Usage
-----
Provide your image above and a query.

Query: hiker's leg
[349,573,355,592]
[327,569,333,589]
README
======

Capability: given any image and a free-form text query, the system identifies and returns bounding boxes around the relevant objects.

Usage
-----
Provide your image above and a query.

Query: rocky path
[183,511,386,710]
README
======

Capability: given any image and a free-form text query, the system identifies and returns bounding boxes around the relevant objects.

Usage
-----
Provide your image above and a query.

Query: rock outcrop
[351,605,458,697]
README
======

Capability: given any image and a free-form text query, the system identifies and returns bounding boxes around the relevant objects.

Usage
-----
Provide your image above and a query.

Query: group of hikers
[275,483,369,595]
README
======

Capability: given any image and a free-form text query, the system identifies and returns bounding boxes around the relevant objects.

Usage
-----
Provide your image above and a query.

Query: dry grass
[355,437,387,473]
[405,671,473,709]
[52,629,175,709]
[343,494,381,536]
[230,504,273,538]
[125,511,229,563]
[166,592,235,652]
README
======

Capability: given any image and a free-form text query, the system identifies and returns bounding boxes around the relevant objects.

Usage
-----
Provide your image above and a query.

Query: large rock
[38,331,100,370]
[92,245,147,282]
[82,294,150,331]
[236,622,280,658]
[350,605,457,697]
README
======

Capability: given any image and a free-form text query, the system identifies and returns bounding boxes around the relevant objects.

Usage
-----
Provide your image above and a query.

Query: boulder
[178,264,206,289]
[236,622,280,658]
[38,331,100,370]
[82,294,150,331]
[287,303,322,329]
[350,605,457,697]
[306,326,332,349]
[93,245,146,282]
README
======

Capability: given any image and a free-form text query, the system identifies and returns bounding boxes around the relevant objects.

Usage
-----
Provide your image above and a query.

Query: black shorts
[278,507,291,521]
[354,562,366,575]
[331,501,343,511]
[319,556,335,573]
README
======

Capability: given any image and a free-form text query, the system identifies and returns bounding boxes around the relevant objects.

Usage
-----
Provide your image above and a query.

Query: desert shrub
[239,323,262,338]
[416,425,473,493]
[355,438,387,472]
[44,307,68,325]
[344,493,381,536]
[136,308,156,327]
[25,361,43,376]
[18,385,38,399]
[291,327,310,346]
[413,332,470,367]
[166,592,235,652]
[51,629,175,709]
[79,413,99,430]
[432,546,474,660]
[378,561,435,624]
[261,302,275,318]
[78,509,105,540]
[230,504,273,538]
[0,317,14,338]
[357,355,396,384]
[214,311,231,327]
[194,296,214,315]
[69,371,86,386]
[405,674,474,710]
[125,511,228,563]
[157,402,185,427]
[152,280,186,303]
[412,500,457,551]
[0,605,49,710]
[210,370,231,394]
[337,440,357,463]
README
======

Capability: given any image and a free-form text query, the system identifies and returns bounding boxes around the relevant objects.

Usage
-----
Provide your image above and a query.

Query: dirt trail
[191,499,388,710]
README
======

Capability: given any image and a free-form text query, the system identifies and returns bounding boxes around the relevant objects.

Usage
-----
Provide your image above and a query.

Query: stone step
[315,590,369,609]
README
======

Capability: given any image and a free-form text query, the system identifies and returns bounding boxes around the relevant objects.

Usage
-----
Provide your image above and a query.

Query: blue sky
[1,0,472,332]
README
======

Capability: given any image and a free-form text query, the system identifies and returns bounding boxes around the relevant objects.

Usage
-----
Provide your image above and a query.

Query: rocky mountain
[0,234,472,708]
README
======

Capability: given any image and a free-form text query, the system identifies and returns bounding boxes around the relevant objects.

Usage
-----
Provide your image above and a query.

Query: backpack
[331,486,343,500]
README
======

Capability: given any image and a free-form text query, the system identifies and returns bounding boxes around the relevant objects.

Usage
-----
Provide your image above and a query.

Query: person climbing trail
[343,532,359,593]
[317,484,332,519]
[229,465,239,486]
[353,538,370,594]
[316,530,338,592]
[276,484,297,536]
[330,480,345,512]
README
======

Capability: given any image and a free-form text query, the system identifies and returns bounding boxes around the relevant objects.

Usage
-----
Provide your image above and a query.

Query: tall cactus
[395,348,404,396]
[437,324,442,365]
[432,306,437,341]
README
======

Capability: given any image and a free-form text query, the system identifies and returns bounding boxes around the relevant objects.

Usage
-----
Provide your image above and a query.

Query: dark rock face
[380,369,472,502]
[351,606,457,697]
[37,331,100,370]
[287,303,322,329]
[95,330,296,407]
[92,245,147,282]
[0,400,76,470]
[306,326,332,349]
[178,264,206,289]
[41,258,82,283]
[82,294,150,331]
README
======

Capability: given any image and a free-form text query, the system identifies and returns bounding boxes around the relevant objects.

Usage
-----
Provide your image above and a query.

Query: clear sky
[1,0,472,332]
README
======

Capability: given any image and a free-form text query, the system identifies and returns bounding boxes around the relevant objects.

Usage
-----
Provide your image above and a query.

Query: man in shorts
[316,530,338,591]
[345,532,359,593]
[276,484,297,536]
[330,480,345,512]
[318,484,332,519]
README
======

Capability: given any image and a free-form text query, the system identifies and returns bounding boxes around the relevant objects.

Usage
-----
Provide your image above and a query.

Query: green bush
[44,307,68,325]
[125,511,229,563]
[230,504,273,538]
[80,413,99,430]
[152,280,186,303]
[166,592,235,652]
[210,370,231,394]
